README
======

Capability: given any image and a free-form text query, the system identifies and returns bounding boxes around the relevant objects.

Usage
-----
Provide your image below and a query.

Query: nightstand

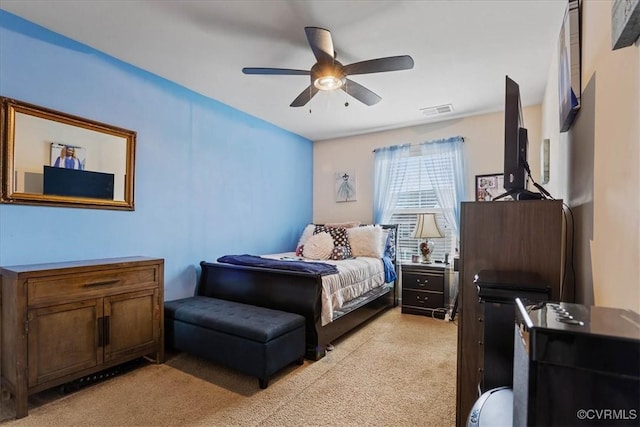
[401,263,450,319]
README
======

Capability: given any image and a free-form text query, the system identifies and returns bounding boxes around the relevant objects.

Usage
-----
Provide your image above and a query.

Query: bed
[197,224,398,360]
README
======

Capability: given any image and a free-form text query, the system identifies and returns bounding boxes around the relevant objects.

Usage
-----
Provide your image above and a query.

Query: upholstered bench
[164,296,305,388]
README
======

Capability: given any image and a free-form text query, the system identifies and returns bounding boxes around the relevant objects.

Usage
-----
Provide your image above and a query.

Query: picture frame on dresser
[475,173,510,202]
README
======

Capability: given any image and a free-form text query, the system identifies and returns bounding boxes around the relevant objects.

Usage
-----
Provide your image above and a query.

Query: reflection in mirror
[1,97,136,210]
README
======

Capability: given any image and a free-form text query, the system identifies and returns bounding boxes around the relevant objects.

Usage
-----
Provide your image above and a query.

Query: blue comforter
[217,254,339,276]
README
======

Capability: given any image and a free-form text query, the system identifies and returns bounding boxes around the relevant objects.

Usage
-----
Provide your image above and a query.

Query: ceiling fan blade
[242,67,310,76]
[290,85,319,107]
[342,79,382,106]
[343,55,414,75]
[305,27,335,63]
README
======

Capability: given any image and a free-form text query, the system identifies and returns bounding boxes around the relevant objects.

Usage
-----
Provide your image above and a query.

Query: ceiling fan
[242,27,414,107]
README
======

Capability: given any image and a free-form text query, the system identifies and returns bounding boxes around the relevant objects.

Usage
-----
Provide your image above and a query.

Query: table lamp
[411,213,443,263]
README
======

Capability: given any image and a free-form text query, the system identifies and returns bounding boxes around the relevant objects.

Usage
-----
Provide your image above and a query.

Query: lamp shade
[411,213,443,239]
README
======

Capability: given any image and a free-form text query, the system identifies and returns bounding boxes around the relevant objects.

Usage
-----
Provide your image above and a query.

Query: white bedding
[264,252,386,326]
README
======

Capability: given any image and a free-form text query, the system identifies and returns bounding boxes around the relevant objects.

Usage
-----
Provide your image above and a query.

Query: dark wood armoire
[455,200,564,426]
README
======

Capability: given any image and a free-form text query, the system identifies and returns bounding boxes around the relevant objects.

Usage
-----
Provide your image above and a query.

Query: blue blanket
[382,256,397,283]
[217,254,339,276]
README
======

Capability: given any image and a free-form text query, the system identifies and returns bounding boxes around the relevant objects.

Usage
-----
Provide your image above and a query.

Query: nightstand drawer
[402,289,444,309]
[402,271,444,292]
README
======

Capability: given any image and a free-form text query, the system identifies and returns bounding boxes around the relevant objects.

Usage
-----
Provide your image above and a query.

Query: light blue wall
[0,11,313,300]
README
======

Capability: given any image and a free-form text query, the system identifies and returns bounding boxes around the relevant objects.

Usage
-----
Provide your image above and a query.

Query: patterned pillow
[314,225,353,260]
[383,227,396,259]
[330,245,353,260]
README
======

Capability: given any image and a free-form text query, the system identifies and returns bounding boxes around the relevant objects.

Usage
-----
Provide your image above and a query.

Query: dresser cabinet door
[27,299,102,387]
[104,289,159,362]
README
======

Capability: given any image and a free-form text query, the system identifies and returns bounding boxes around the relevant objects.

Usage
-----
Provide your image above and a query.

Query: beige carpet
[0,307,457,426]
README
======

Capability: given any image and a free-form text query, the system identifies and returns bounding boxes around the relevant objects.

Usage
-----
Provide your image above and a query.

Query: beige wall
[541,0,639,312]
[313,106,541,224]
[314,0,639,313]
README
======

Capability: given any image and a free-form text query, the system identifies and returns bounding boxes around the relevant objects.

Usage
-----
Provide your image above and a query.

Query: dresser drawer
[402,289,444,309]
[27,266,159,306]
[402,271,444,292]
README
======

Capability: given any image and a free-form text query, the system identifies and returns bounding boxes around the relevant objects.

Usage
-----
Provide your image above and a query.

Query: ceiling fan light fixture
[313,75,344,91]
[243,27,414,107]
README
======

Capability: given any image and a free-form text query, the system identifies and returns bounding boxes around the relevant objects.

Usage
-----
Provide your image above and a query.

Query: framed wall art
[335,171,356,202]
[558,0,581,132]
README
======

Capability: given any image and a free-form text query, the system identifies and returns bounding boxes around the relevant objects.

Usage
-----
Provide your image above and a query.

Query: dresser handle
[97,315,111,346]
[416,279,429,286]
[104,316,110,346]
[97,316,104,347]
[84,279,119,288]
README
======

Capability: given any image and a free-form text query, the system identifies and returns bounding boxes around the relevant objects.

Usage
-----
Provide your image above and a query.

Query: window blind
[388,148,456,263]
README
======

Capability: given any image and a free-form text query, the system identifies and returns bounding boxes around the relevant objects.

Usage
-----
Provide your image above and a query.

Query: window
[388,146,456,263]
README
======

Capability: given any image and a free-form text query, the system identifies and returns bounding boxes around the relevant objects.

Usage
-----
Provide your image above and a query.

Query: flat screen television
[495,76,542,201]
[43,166,115,200]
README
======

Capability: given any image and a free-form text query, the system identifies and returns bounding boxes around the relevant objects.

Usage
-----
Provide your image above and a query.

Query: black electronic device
[43,165,115,200]
[513,299,640,426]
[494,76,543,201]
[475,270,550,392]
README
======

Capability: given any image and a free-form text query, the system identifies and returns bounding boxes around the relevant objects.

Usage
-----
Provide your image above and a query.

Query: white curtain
[373,144,410,224]
[419,136,466,240]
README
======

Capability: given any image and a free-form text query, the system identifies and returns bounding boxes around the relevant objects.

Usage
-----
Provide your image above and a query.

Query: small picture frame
[476,173,510,201]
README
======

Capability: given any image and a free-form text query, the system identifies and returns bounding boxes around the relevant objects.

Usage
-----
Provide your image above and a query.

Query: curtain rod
[372,136,465,153]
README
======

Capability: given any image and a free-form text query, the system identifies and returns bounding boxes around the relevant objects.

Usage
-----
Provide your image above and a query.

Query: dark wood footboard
[197,261,395,360]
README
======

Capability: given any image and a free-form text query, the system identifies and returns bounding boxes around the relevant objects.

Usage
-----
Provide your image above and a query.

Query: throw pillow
[314,225,353,258]
[302,232,334,260]
[383,227,396,259]
[296,224,315,253]
[330,245,353,260]
[324,221,361,229]
[348,225,384,258]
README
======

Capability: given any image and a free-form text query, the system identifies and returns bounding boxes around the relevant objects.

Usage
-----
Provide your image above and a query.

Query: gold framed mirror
[0,97,136,210]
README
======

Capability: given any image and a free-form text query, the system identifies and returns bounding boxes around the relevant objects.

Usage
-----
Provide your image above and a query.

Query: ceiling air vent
[420,104,454,117]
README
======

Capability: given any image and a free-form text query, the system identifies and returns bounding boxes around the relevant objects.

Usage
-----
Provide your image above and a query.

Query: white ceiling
[1,0,568,141]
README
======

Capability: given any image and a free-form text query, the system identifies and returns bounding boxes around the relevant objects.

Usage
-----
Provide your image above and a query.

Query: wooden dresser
[455,200,563,426]
[0,256,164,418]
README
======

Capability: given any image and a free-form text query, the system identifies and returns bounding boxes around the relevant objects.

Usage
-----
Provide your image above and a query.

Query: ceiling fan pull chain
[344,81,349,107]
